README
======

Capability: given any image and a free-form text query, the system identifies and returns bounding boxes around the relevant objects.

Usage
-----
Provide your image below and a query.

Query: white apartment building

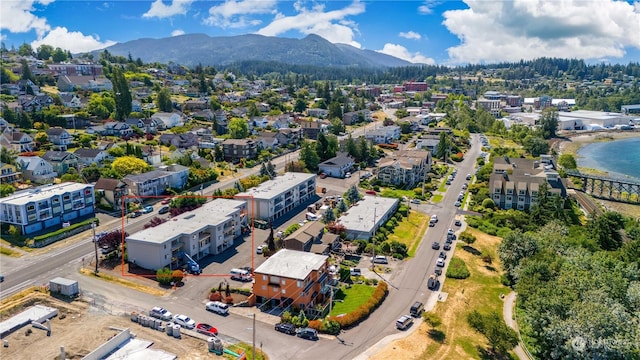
[126,199,247,270]
[477,98,502,117]
[0,182,95,235]
[236,172,316,222]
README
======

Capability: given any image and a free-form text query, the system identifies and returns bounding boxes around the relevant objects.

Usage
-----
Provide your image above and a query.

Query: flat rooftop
[236,172,315,200]
[126,199,245,244]
[0,182,92,206]
[255,249,327,280]
[337,196,399,233]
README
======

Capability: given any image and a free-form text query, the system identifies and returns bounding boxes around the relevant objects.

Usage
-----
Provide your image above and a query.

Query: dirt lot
[0,291,219,360]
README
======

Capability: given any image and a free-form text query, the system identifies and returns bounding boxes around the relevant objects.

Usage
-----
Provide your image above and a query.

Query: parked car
[256,245,266,254]
[454,201,461,207]
[128,211,142,218]
[410,199,421,204]
[172,314,196,329]
[297,327,318,340]
[439,251,447,260]
[205,301,229,315]
[455,219,462,226]
[466,174,472,180]
[436,258,445,267]
[141,206,154,214]
[149,307,172,321]
[447,228,454,235]
[434,268,442,276]
[350,268,362,276]
[410,301,424,317]
[443,243,452,251]
[396,315,414,330]
[345,172,352,178]
[371,255,388,264]
[196,323,218,336]
[0,274,4,282]
[427,275,439,290]
[275,322,297,335]
[161,198,172,205]
[365,190,377,195]
[431,242,440,250]
[430,214,438,223]
[158,206,170,214]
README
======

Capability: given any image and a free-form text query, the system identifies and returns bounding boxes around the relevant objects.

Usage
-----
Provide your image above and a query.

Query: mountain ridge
[98,33,413,68]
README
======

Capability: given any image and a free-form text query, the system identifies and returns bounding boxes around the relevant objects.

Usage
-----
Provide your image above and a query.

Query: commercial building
[126,199,247,271]
[253,249,330,309]
[0,182,95,235]
[236,172,316,222]
[489,155,566,211]
[337,196,399,240]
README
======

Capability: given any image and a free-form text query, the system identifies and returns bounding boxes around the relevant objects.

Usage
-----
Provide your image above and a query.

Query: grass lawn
[224,343,267,360]
[330,284,376,316]
[0,246,21,257]
[387,211,428,257]
[380,188,415,199]
[370,227,515,360]
[431,194,443,203]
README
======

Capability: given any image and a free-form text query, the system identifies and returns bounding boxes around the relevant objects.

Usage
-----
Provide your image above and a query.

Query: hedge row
[33,218,99,242]
[326,281,388,330]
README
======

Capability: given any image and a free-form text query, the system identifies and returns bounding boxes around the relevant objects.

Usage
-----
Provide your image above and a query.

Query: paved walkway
[503,292,532,360]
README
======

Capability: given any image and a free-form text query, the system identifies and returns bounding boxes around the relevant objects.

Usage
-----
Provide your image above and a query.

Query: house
[19,94,53,112]
[0,182,95,235]
[298,120,326,140]
[415,135,440,153]
[318,152,355,178]
[126,199,248,270]
[236,172,316,222]
[159,133,198,149]
[276,128,302,147]
[256,132,279,150]
[364,125,401,144]
[103,122,134,138]
[125,118,159,134]
[47,63,103,76]
[0,163,21,184]
[140,145,162,166]
[1,127,34,152]
[59,92,83,108]
[16,156,57,184]
[253,249,330,310]
[131,100,142,112]
[307,108,329,119]
[123,164,189,197]
[337,196,399,240]
[377,150,431,188]
[95,140,115,151]
[94,178,128,211]
[73,148,110,166]
[41,151,79,175]
[250,116,269,130]
[57,75,113,92]
[284,221,326,252]
[342,110,371,125]
[151,112,183,129]
[269,114,294,129]
[45,127,72,150]
[183,99,209,111]
[222,139,257,163]
[489,156,567,211]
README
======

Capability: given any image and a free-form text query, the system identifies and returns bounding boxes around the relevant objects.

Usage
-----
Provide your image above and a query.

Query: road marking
[0,280,33,298]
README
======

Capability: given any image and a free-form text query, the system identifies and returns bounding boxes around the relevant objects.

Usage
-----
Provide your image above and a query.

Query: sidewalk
[503,292,532,360]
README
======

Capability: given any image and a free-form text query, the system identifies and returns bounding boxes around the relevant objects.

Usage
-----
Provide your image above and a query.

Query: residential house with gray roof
[318,152,355,178]
[16,156,57,184]
[45,127,72,151]
[123,164,189,197]
[41,151,79,175]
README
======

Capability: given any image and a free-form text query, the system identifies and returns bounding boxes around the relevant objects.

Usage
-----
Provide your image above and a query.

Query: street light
[92,222,99,275]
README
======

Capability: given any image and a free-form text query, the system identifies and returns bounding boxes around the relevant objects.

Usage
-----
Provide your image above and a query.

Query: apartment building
[377,150,431,188]
[489,156,566,211]
[0,182,95,235]
[236,172,316,222]
[337,196,399,240]
[253,249,330,309]
[126,199,247,270]
[123,165,189,197]
[477,98,502,117]
[364,125,401,144]
[222,139,257,163]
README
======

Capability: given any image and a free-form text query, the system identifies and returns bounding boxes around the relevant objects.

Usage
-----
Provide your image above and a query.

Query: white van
[306,212,320,221]
[230,268,252,281]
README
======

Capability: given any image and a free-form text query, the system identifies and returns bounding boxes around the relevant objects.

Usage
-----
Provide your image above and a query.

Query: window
[281,289,286,294]
[52,198,59,204]
[281,279,286,285]
[262,275,267,281]
[27,205,35,211]
[261,285,266,290]
[63,194,70,201]
[297,281,302,288]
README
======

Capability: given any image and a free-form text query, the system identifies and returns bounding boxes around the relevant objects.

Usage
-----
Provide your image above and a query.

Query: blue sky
[1,0,639,65]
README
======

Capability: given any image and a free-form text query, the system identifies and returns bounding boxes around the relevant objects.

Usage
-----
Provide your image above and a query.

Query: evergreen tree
[111,67,132,121]
[267,226,276,251]
[266,161,276,178]
[156,88,173,112]
[323,207,336,223]
[299,140,320,171]
[345,185,361,204]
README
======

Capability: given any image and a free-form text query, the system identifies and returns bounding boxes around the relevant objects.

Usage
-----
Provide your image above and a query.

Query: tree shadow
[485,265,497,272]
[476,346,514,360]
[462,245,482,256]
[428,329,446,343]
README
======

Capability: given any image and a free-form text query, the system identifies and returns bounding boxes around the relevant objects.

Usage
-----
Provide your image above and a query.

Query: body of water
[577,136,640,179]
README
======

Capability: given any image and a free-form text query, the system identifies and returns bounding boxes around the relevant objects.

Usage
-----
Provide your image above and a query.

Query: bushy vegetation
[446,258,470,279]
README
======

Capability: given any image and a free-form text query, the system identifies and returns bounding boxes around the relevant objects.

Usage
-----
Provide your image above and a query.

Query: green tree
[345,185,361,204]
[0,183,16,197]
[294,98,307,113]
[20,59,34,81]
[466,310,518,354]
[588,211,625,250]
[78,134,93,148]
[329,118,345,135]
[228,118,249,139]
[156,87,173,112]
[323,207,336,223]
[539,108,559,139]
[18,43,33,57]
[111,156,150,177]
[156,268,173,285]
[328,101,343,120]
[558,154,577,169]
[435,132,451,160]
[498,230,538,280]
[52,47,68,62]
[87,93,116,119]
[36,44,53,60]
[299,140,320,171]
[111,67,132,121]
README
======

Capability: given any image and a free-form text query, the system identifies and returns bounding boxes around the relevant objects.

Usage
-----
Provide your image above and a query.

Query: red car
[365,190,377,195]
[196,323,218,336]
[161,198,172,205]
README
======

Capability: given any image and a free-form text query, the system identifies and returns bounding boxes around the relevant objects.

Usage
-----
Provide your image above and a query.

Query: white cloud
[443,0,640,64]
[0,0,53,38]
[143,0,194,19]
[171,29,185,36]
[418,0,439,15]
[203,0,277,28]
[399,31,421,40]
[377,43,435,64]
[257,1,365,48]
[31,27,116,53]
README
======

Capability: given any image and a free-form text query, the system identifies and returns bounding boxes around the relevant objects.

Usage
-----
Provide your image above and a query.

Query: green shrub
[327,281,388,330]
[446,258,470,279]
[281,311,292,323]
[320,319,340,335]
[156,267,173,285]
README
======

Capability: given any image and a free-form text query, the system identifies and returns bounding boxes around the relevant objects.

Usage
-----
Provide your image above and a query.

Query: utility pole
[372,207,377,269]
[92,223,99,275]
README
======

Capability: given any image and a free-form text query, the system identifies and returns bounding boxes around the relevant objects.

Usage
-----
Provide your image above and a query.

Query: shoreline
[556,130,640,157]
